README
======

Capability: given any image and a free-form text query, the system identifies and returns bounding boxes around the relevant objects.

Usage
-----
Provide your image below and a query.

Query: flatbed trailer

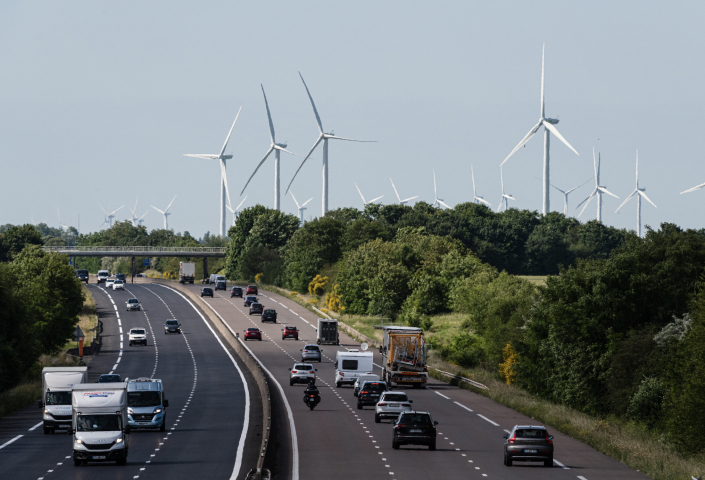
[380,326,428,388]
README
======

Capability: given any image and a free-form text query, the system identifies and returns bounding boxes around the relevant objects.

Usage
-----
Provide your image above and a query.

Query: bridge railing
[41,246,227,254]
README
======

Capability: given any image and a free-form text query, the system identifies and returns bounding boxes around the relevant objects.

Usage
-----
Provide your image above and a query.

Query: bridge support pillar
[203,258,208,283]
[131,256,135,283]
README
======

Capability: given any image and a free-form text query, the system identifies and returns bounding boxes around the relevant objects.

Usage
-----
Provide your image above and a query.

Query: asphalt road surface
[0,283,253,480]
[185,283,650,480]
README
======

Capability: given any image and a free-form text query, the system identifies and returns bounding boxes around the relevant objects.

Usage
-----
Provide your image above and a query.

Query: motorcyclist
[303,379,320,406]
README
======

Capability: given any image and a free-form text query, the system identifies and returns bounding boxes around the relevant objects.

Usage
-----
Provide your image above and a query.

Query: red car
[246,285,258,295]
[244,328,262,341]
[282,325,298,340]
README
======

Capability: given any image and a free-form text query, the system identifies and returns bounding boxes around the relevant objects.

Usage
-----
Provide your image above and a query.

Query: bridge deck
[41,246,226,257]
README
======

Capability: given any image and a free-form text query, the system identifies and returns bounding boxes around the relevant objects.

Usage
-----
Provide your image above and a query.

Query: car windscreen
[77,414,122,432]
[294,365,312,370]
[246,296,257,301]
[362,382,386,392]
[399,414,432,425]
[76,270,88,274]
[130,329,146,335]
[45,391,72,405]
[128,299,139,303]
[115,281,123,284]
[341,359,358,370]
[166,320,178,325]
[127,391,161,407]
[203,288,212,292]
[99,375,121,383]
[383,394,407,402]
[515,429,547,438]
[304,345,319,351]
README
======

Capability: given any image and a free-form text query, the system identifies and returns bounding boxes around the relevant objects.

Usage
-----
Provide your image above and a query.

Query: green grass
[516,275,548,286]
[62,284,98,351]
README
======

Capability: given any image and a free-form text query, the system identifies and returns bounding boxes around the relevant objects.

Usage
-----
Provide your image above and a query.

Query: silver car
[126,298,141,311]
[113,280,125,291]
[300,344,322,362]
[375,391,413,423]
[289,363,317,386]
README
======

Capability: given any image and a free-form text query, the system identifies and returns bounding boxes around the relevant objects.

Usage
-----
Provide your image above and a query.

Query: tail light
[508,432,517,444]
[546,437,553,444]
[309,371,315,374]
[395,424,406,429]
[292,370,298,374]
[309,395,316,398]
[402,403,411,407]
[360,391,368,394]
[377,403,387,406]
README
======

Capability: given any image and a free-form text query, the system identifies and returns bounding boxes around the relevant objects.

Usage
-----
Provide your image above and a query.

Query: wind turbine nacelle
[544,118,559,125]
[277,143,288,149]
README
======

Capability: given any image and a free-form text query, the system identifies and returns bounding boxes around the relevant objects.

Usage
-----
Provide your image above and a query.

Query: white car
[128,328,148,346]
[113,280,125,291]
[105,278,116,289]
[289,363,317,386]
[374,391,413,423]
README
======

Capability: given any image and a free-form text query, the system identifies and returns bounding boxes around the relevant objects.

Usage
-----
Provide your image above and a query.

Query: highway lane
[187,283,649,480]
[0,282,252,480]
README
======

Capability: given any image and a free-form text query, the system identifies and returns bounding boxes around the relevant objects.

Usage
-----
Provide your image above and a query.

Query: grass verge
[62,284,98,351]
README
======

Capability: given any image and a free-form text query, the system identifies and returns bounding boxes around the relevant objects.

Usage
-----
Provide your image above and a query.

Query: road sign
[143,259,151,267]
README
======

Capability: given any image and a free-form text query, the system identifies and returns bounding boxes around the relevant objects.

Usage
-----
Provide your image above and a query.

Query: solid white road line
[155,284,251,480]
[29,422,43,431]
[477,414,500,426]
[553,458,569,469]
[454,401,473,412]
[434,391,450,400]
[577,476,588,480]
[0,435,23,449]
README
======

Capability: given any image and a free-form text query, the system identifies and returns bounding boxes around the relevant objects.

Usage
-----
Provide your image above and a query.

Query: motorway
[183,283,650,480]
[0,282,256,480]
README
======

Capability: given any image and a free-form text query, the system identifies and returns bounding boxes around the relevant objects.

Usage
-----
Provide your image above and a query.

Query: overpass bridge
[41,246,226,282]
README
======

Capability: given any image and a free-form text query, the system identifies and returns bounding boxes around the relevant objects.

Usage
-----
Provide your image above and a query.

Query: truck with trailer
[380,326,428,388]
[317,318,339,345]
[71,383,129,466]
[179,262,195,284]
[40,367,88,434]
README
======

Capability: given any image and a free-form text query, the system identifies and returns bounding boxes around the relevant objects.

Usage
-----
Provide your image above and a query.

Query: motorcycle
[304,393,320,410]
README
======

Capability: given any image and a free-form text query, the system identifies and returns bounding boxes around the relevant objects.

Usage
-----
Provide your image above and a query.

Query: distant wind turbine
[497,166,515,213]
[184,107,241,237]
[286,72,376,216]
[500,44,579,215]
[390,178,418,206]
[577,148,619,222]
[241,85,300,210]
[226,196,248,227]
[99,204,124,229]
[615,150,657,237]
[291,192,313,226]
[549,177,592,215]
[57,207,69,231]
[432,169,450,209]
[137,211,148,227]
[151,196,177,230]
[471,166,491,207]
[128,197,141,227]
[355,183,383,208]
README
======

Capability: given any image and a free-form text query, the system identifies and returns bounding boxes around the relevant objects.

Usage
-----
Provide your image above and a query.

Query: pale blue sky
[1,1,703,235]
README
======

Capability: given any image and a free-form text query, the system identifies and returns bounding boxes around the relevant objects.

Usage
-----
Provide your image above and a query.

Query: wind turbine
[390,178,418,206]
[355,183,383,208]
[151,196,177,230]
[549,177,592,215]
[290,192,313,226]
[226,196,248,227]
[497,166,516,213]
[432,169,450,209]
[241,86,300,210]
[99,204,124,229]
[137,211,148,227]
[286,72,376,216]
[577,148,619,222]
[500,44,580,215]
[57,207,69,231]
[615,150,657,237]
[471,166,492,207]
[184,107,241,237]
[128,197,141,227]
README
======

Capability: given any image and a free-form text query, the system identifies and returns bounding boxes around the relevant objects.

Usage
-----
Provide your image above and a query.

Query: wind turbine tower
[287,72,376,216]
[390,178,418,206]
[129,197,141,227]
[290,192,313,226]
[57,207,68,231]
[497,166,516,212]
[471,166,492,207]
[151,196,177,230]
[355,183,383,208]
[184,107,241,237]
[501,44,580,215]
[577,148,619,222]
[615,150,657,237]
[432,169,450,209]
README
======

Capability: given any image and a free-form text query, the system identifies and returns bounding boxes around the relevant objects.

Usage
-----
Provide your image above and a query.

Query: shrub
[326,284,343,313]
[627,377,665,428]
[308,275,328,296]
[498,343,518,385]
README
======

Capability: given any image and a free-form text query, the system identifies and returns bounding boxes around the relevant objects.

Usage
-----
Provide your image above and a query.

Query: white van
[209,274,226,285]
[97,270,110,284]
[334,351,374,388]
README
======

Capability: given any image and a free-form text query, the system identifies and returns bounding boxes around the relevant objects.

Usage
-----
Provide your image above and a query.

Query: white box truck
[71,383,129,466]
[40,367,88,434]
[179,262,195,284]
[334,350,374,388]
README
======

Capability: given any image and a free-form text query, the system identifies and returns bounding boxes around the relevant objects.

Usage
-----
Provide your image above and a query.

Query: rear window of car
[304,345,319,351]
[515,429,547,438]
[248,285,256,288]
[264,309,275,313]
[99,375,121,383]
[203,288,212,291]
[383,394,407,402]
[232,287,241,291]
[294,364,312,370]
[399,413,432,425]
[362,382,386,392]
[286,326,297,330]
[247,328,260,332]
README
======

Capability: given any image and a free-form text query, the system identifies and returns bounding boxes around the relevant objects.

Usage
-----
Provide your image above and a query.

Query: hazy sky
[2,2,704,236]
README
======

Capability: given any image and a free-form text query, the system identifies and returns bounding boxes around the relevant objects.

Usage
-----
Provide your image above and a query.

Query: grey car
[503,425,554,467]
[164,319,181,334]
[289,363,317,386]
[126,298,141,311]
[300,344,322,362]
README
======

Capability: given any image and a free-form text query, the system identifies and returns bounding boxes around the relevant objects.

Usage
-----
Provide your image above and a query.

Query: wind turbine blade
[543,121,579,156]
[99,203,108,215]
[300,198,313,208]
[500,121,543,166]
[598,187,619,199]
[261,85,276,144]
[355,183,366,204]
[139,211,148,220]
[290,192,300,209]
[390,178,401,202]
[110,206,124,216]
[438,200,451,209]
[285,135,323,194]
[402,196,419,203]
[235,196,248,211]
[505,195,516,201]
[549,184,566,194]
[471,166,477,197]
[477,198,492,207]
[614,190,637,213]
[240,147,274,195]
[566,177,593,194]
[275,146,302,157]
[635,149,639,188]
[541,43,545,118]
[151,206,165,214]
[219,106,242,157]
[433,169,437,199]
[165,196,177,213]
[680,182,705,194]
[326,135,376,143]
[184,154,219,159]
[226,204,234,214]
[638,190,658,208]
[500,165,505,192]
[299,72,324,134]
[368,195,384,203]
[577,190,597,217]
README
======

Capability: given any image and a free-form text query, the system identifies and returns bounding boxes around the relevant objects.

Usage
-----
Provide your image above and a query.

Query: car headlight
[44,409,49,414]
[127,408,133,414]
[116,437,123,443]
[154,408,162,414]
[75,439,82,444]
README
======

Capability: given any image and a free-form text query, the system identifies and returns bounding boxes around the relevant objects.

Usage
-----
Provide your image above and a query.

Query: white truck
[40,367,88,434]
[71,383,129,466]
[334,350,374,388]
[179,262,195,284]
[97,270,110,284]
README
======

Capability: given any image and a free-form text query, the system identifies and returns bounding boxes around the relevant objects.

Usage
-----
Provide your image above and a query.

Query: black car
[244,296,258,307]
[164,319,182,334]
[357,381,388,409]
[215,280,226,290]
[75,269,89,284]
[116,273,127,283]
[503,425,554,467]
[392,411,438,450]
[201,287,214,297]
[230,287,243,298]
[98,374,122,383]
[249,303,264,315]
[262,308,277,323]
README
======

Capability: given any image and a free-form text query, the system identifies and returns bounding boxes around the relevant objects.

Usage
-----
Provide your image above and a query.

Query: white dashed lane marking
[477,414,499,426]
[0,435,23,450]
[433,390,450,399]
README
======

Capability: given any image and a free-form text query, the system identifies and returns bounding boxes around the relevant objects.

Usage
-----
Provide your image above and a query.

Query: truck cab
[97,270,109,284]
[126,378,168,431]
[40,367,88,434]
